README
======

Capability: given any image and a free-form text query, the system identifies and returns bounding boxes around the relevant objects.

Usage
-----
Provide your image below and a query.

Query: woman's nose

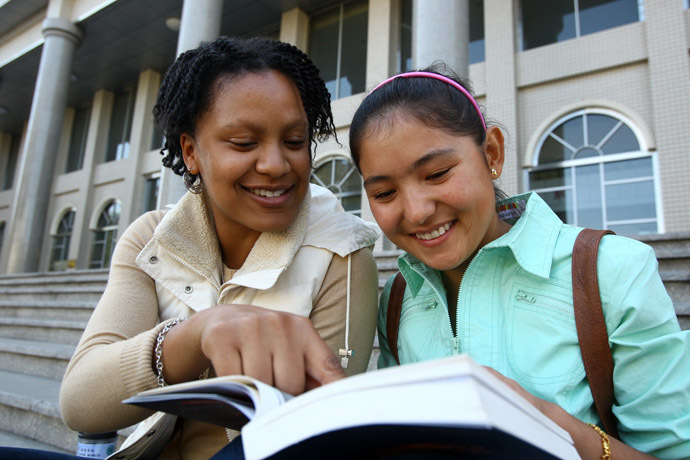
[256,144,291,176]
[402,190,435,226]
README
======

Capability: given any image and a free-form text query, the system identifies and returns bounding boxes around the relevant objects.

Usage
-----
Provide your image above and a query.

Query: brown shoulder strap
[572,228,619,439]
[386,272,407,365]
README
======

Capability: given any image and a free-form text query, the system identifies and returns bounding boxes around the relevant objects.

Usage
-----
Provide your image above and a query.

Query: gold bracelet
[588,423,611,460]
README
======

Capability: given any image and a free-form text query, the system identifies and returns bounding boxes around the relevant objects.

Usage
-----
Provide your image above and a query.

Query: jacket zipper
[515,289,572,316]
[161,247,222,291]
[409,249,483,355]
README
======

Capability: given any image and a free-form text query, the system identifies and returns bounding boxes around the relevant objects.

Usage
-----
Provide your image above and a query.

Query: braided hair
[153,36,336,177]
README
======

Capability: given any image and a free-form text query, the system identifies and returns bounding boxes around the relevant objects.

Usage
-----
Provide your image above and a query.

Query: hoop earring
[184,171,203,194]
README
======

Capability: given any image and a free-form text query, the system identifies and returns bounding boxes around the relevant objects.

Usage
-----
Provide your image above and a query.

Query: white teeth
[249,188,287,198]
[416,222,451,241]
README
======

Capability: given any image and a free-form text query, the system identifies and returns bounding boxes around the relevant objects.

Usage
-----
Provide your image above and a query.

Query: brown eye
[427,168,450,180]
[374,190,395,201]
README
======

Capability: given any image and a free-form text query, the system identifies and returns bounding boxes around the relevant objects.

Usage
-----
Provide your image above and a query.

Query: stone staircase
[0,232,687,453]
[0,269,108,453]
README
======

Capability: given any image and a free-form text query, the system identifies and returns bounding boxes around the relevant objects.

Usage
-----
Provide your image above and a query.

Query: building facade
[0,0,689,274]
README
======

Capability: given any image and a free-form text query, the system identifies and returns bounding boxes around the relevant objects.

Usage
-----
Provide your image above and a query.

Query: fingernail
[325,354,341,371]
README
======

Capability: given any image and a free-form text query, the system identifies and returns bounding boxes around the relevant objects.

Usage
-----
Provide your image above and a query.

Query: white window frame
[49,208,76,271]
[524,108,664,233]
[311,154,363,216]
[518,0,645,51]
[89,199,121,269]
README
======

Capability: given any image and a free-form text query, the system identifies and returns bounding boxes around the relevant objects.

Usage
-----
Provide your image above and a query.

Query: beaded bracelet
[154,317,187,387]
[588,423,611,460]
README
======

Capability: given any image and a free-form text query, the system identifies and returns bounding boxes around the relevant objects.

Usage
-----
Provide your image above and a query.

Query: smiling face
[181,71,311,265]
[359,113,510,279]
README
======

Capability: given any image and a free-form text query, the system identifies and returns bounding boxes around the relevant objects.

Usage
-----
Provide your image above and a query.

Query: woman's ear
[180,133,199,175]
[484,126,505,178]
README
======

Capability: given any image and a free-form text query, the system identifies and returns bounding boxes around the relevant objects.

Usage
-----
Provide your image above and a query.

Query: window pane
[604,158,653,181]
[469,0,485,64]
[313,160,333,186]
[150,124,165,151]
[586,114,618,147]
[608,221,657,235]
[334,159,352,185]
[311,157,361,214]
[579,0,639,37]
[529,168,572,189]
[575,164,603,228]
[521,0,576,50]
[399,0,413,72]
[553,116,584,152]
[66,106,90,173]
[2,134,20,190]
[90,232,106,268]
[601,124,639,155]
[539,136,571,164]
[606,181,656,221]
[0,221,5,260]
[310,7,340,98]
[342,166,362,192]
[537,189,574,223]
[143,177,160,213]
[341,195,361,215]
[105,88,134,162]
[339,1,368,97]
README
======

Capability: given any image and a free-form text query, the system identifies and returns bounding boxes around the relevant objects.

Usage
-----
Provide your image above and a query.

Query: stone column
[4,17,82,273]
[280,7,309,51]
[645,0,690,233]
[412,0,469,77]
[157,0,224,208]
[484,0,519,196]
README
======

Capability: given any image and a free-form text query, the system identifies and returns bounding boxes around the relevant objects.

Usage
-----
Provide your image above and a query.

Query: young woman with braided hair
[53,36,381,459]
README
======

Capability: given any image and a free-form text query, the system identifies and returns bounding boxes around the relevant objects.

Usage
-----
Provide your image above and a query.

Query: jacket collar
[399,192,563,297]
[152,184,380,291]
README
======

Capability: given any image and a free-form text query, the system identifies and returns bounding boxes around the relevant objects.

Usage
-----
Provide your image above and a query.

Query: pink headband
[369,71,486,131]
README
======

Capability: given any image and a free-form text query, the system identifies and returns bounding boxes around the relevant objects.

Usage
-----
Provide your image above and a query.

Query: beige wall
[2,0,690,272]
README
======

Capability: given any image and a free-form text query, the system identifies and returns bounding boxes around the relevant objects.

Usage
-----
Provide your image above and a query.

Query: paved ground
[0,429,71,453]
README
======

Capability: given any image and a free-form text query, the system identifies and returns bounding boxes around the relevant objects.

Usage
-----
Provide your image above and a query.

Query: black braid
[153,36,337,177]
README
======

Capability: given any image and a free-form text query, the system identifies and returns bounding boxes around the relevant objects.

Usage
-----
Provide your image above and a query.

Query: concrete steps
[0,233,687,454]
[0,270,106,453]
[0,369,76,453]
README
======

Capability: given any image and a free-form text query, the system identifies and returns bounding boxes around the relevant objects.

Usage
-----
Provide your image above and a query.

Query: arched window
[310,156,362,216]
[50,210,75,271]
[526,109,660,235]
[89,201,120,269]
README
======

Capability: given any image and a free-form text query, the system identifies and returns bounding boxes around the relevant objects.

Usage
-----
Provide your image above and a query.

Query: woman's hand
[483,367,659,460]
[158,304,346,395]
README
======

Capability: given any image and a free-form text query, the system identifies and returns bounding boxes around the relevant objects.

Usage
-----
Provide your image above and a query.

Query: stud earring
[491,168,498,177]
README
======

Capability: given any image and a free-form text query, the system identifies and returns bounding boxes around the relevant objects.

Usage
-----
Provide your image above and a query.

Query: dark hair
[349,63,486,171]
[153,36,336,177]
[349,63,507,201]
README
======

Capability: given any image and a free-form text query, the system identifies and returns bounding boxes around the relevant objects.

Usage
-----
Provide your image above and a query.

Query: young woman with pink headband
[349,63,690,459]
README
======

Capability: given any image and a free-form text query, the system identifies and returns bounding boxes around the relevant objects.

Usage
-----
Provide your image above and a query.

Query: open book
[124,355,580,459]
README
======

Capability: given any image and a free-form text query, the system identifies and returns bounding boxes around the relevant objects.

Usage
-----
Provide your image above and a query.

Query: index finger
[303,327,346,389]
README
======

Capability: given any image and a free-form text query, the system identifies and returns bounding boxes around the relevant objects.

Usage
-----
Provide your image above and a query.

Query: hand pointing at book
[156,304,346,396]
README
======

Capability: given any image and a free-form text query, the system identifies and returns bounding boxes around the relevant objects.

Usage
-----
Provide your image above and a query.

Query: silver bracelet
[155,317,187,387]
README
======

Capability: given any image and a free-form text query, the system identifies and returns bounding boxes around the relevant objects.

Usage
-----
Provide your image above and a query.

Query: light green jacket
[378,192,690,459]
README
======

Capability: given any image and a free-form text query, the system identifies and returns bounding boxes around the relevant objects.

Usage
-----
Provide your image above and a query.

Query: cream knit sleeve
[60,211,167,433]
[310,247,379,376]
